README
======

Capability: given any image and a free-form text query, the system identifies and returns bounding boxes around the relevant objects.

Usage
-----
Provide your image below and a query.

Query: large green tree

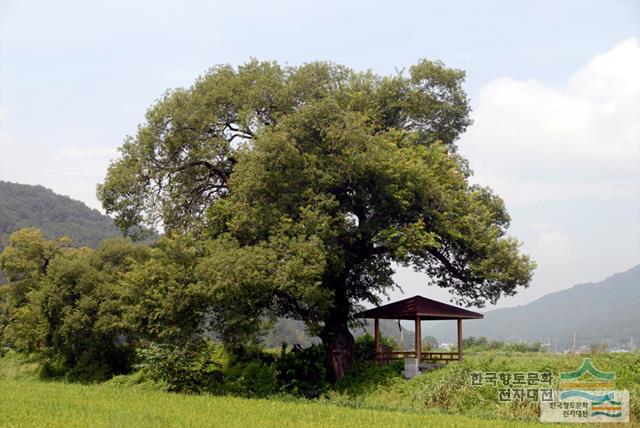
[0,228,70,352]
[0,229,150,378]
[98,60,535,380]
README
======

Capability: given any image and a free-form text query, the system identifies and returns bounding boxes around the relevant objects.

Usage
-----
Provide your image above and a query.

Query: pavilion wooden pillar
[374,318,381,364]
[415,315,421,364]
[457,318,463,361]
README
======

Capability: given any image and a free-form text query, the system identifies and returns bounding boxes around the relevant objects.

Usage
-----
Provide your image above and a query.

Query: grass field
[332,351,640,421]
[2,351,638,427]
[0,378,568,428]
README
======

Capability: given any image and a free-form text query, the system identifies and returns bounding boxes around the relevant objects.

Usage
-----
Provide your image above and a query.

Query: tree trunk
[321,311,355,382]
[320,282,356,382]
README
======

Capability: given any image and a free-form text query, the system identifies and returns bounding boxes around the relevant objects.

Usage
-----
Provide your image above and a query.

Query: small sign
[540,389,629,423]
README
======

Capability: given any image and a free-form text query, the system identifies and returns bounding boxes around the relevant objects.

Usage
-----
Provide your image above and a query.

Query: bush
[39,354,69,380]
[462,336,547,353]
[229,360,278,398]
[335,360,403,395]
[275,344,327,398]
[503,341,545,353]
[136,342,224,394]
[411,362,489,412]
[354,334,396,362]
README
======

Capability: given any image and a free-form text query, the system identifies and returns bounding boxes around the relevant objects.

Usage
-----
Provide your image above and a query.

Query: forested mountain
[267,265,640,350]
[0,181,122,250]
[428,265,640,350]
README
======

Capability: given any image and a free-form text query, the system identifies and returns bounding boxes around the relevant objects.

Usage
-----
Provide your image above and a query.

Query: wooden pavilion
[357,295,483,365]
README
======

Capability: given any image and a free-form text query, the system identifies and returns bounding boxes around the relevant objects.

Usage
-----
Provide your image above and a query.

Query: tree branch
[426,247,470,283]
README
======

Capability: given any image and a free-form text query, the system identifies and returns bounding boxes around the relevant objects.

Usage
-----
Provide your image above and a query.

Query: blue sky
[1,0,639,309]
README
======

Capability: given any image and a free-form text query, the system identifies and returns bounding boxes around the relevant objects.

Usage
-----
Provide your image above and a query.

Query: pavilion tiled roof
[357,295,483,320]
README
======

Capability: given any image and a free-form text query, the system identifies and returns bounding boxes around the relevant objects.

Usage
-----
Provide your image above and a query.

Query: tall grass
[0,379,564,427]
[1,350,636,426]
[330,351,640,423]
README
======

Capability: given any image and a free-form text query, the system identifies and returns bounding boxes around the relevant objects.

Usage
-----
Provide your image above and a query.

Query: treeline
[0,228,543,395]
[462,336,546,353]
[0,228,345,396]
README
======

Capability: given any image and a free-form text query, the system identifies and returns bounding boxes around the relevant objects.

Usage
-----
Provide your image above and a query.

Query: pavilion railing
[421,351,460,361]
[375,351,460,363]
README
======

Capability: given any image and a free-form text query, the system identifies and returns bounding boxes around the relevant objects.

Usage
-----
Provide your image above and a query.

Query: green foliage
[120,235,209,345]
[462,336,503,351]
[0,377,563,427]
[3,348,638,425]
[354,333,396,361]
[0,230,151,380]
[412,362,490,413]
[133,340,325,398]
[262,318,321,348]
[0,349,40,380]
[0,228,71,352]
[197,233,330,348]
[422,336,439,351]
[462,337,546,353]
[335,360,403,396]
[229,360,279,398]
[502,341,545,353]
[98,59,535,372]
[39,239,150,380]
[275,344,328,398]
[328,351,640,422]
[136,342,225,394]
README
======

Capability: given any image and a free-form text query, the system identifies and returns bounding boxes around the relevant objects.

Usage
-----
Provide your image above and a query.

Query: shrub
[230,360,278,398]
[411,362,488,412]
[136,342,224,394]
[335,360,403,395]
[275,344,327,398]
[39,354,69,380]
[462,336,546,353]
[354,334,396,362]
[501,341,545,353]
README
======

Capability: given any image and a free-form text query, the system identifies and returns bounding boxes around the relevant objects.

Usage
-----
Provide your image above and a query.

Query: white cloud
[528,225,571,266]
[536,229,570,254]
[460,38,640,203]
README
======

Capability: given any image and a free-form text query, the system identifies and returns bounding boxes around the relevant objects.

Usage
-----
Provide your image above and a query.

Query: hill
[428,264,640,350]
[266,265,640,350]
[0,180,123,251]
